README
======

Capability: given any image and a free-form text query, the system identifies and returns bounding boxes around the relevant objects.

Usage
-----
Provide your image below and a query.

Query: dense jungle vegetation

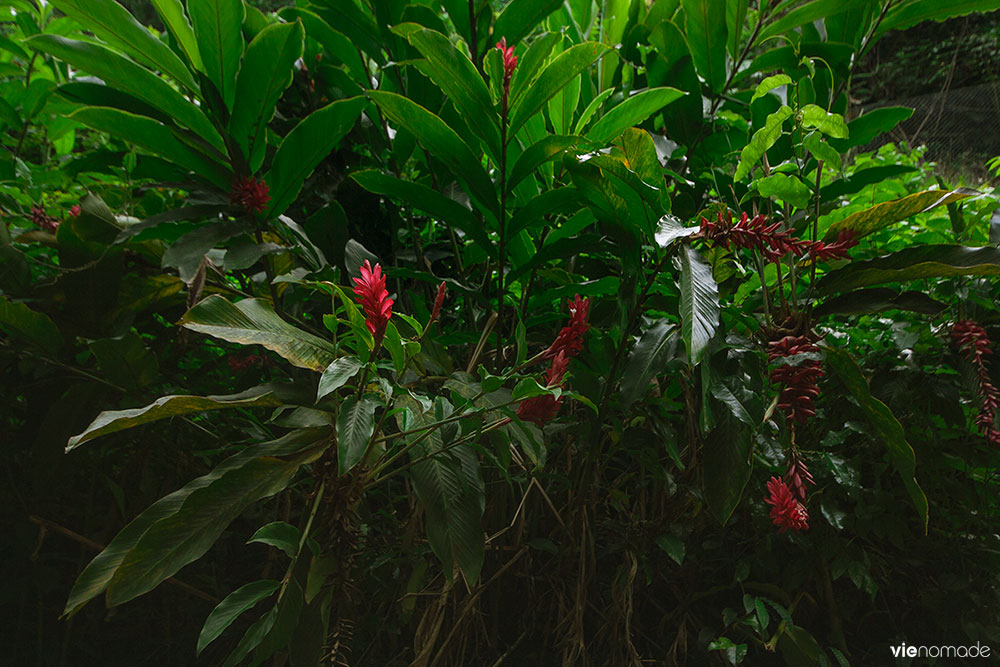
[3,0,1000,665]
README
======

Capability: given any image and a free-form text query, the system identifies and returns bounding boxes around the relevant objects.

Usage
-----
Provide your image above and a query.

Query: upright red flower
[495,37,517,88]
[352,260,393,345]
[430,281,447,323]
[230,176,271,214]
[68,204,82,218]
[768,335,824,425]
[545,295,590,359]
[516,351,569,427]
[764,476,809,533]
[951,320,1000,446]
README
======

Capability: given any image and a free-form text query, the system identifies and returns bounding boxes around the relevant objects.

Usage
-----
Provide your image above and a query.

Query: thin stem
[495,106,508,371]
[468,0,478,66]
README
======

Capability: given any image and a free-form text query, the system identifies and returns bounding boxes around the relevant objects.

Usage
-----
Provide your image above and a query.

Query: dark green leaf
[197,580,280,654]
[316,356,364,401]
[703,408,752,524]
[494,0,562,46]
[681,0,728,93]
[509,134,578,190]
[151,0,203,72]
[0,296,63,353]
[678,245,719,365]
[621,320,678,409]
[337,394,379,475]
[819,244,1000,292]
[188,0,245,110]
[586,87,685,144]
[247,522,300,558]
[759,0,870,41]
[814,288,946,316]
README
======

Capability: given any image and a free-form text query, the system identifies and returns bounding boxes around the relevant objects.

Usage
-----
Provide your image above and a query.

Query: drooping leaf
[758,0,870,41]
[621,320,678,409]
[316,356,364,401]
[751,74,791,104]
[823,188,980,241]
[703,407,752,524]
[878,0,1000,38]
[825,348,928,532]
[678,245,719,365]
[188,0,245,110]
[247,522,300,558]
[681,0,728,93]
[829,107,913,151]
[0,296,63,353]
[818,244,1000,292]
[197,580,280,654]
[814,288,946,316]
[586,87,686,144]
[800,104,848,139]
[336,394,379,475]
[734,106,792,181]
[508,134,578,190]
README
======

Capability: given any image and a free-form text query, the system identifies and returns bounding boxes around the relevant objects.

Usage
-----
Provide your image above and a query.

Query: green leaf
[509,134,578,190]
[247,522,300,558]
[878,0,1000,37]
[802,132,841,170]
[152,0,203,72]
[572,88,614,135]
[678,245,719,365]
[656,534,685,565]
[703,407,752,524]
[337,394,379,475]
[369,91,496,217]
[734,105,792,181]
[829,107,913,151]
[106,442,324,606]
[622,320,678,409]
[180,295,337,371]
[755,173,812,209]
[279,8,366,86]
[69,107,231,188]
[316,356,364,401]
[681,0,728,93]
[818,244,1000,292]
[350,169,493,254]
[197,580,280,654]
[188,0,246,110]
[814,288,946,316]
[825,348,928,532]
[264,96,366,218]
[0,296,63,353]
[494,0,562,46]
[759,0,871,41]
[800,104,848,139]
[230,21,304,172]
[823,188,981,241]
[89,332,158,392]
[25,35,224,152]
[751,74,791,104]
[48,0,199,91]
[509,41,609,137]
[67,385,286,451]
[586,87,686,144]
[654,214,699,248]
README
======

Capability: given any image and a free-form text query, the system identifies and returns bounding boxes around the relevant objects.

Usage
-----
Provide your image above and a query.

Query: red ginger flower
[68,204,81,218]
[765,476,809,532]
[495,37,517,86]
[545,295,590,360]
[699,211,856,263]
[516,351,569,427]
[951,320,1000,446]
[430,281,447,323]
[230,175,271,214]
[809,230,858,261]
[784,448,814,504]
[768,335,824,425]
[352,260,393,345]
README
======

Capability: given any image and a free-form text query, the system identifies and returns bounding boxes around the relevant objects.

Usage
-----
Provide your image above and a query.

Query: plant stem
[496,106,508,371]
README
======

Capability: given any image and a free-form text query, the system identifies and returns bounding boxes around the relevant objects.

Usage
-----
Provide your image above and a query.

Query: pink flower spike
[764,476,809,533]
[352,260,393,345]
[545,295,591,360]
[431,281,447,323]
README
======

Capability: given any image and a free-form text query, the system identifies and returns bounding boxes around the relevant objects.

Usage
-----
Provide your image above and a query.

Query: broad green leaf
[703,407,752,524]
[162,222,243,282]
[734,105,792,181]
[230,21,304,172]
[586,87,686,144]
[654,214,699,248]
[197,580,280,654]
[829,107,913,151]
[64,429,327,616]
[25,35,224,152]
[223,607,278,667]
[247,522,299,558]
[509,134,578,190]
[509,42,609,137]
[621,320,678,409]
[494,0,562,46]
[802,132,841,170]
[725,0,748,57]
[152,0,203,72]
[681,0,728,93]
[823,188,981,241]
[814,288,946,317]
[89,332,158,392]
[369,91,496,217]
[820,165,917,201]
[316,356,364,401]
[0,96,20,127]
[350,169,493,253]
[751,74,791,104]
[508,32,562,107]
[818,244,1000,292]
[69,107,231,188]
[264,96,366,218]
[825,348,928,532]
[656,534,686,565]
[678,245,719,365]
[759,0,870,41]
[67,385,286,450]
[878,0,1000,37]
[572,88,614,135]
[279,8,366,86]
[106,442,324,605]
[188,0,245,110]
[48,0,198,91]
[181,296,337,371]
[0,297,63,353]
[337,394,380,475]
[755,173,811,209]
[800,104,848,139]
[394,24,500,161]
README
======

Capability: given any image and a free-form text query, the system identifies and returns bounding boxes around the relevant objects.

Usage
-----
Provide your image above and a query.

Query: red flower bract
[31,204,59,232]
[951,320,1000,446]
[431,281,447,323]
[495,37,517,85]
[352,260,393,346]
[230,176,271,214]
[768,335,824,425]
[699,211,856,263]
[516,351,569,427]
[546,295,590,360]
[764,476,809,532]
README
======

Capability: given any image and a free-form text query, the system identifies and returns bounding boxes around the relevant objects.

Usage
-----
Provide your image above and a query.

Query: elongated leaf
[678,245,719,365]
[819,244,1000,292]
[350,169,493,253]
[48,0,198,91]
[681,0,728,93]
[316,356,364,401]
[509,42,609,137]
[230,21,304,172]
[67,385,285,450]
[337,394,379,474]
[734,106,792,181]
[654,215,699,247]
[188,0,245,110]
[65,429,327,617]
[759,0,870,41]
[823,188,981,241]
[586,87,685,144]
[703,407,753,525]
[152,0,203,72]
[509,134,578,190]
[25,35,224,152]
[825,348,928,532]
[280,8,366,85]
[756,173,811,208]
[820,165,917,201]
[69,107,231,188]
[264,96,366,218]
[494,0,562,46]
[247,522,299,558]
[878,0,1000,37]
[197,580,280,654]
[0,297,63,353]
[621,320,678,409]
[829,107,913,151]
[106,442,324,605]
[800,104,848,139]
[814,288,946,316]
[181,295,337,371]
[751,74,791,104]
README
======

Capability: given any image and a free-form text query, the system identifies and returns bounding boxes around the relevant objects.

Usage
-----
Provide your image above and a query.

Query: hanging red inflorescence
[545,294,591,360]
[950,320,1000,446]
[230,175,271,214]
[783,448,815,504]
[764,476,809,533]
[30,204,59,232]
[768,335,824,425]
[516,351,569,427]
[352,260,393,346]
[698,210,857,263]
